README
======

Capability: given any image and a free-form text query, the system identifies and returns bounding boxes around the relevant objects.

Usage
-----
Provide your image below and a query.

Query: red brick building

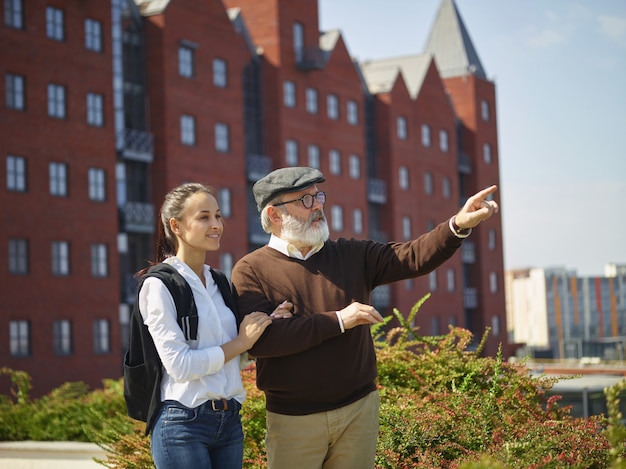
[1,0,507,397]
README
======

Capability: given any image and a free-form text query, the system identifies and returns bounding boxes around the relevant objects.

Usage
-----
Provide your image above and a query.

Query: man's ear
[267,206,283,225]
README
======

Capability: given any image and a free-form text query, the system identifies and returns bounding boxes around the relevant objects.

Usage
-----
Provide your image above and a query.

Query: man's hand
[338,302,383,329]
[454,185,499,229]
[270,300,294,319]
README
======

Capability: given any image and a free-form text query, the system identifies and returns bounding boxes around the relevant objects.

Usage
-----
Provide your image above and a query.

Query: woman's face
[173,192,223,253]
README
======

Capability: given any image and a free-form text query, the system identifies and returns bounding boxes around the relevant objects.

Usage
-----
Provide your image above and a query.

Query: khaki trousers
[265,390,380,469]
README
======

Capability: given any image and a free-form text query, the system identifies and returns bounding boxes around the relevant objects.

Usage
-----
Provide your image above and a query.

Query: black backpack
[123,263,198,435]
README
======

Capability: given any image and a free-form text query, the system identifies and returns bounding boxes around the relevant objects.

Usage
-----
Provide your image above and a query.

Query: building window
[4,0,24,29]
[5,73,25,110]
[178,45,194,78]
[49,162,68,197]
[213,58,227,87]
[91,243,107,277]
[424,172,433,195]
[46,6,64,41]
[347,100,358,125]
[87,93,104,126]
[329,149,340,175]
[7,155,27,192]
[88,168,106,201]
[220,253,233,279]
[53,320,72,355]
[8,238,28,274]
[491,316,500,336]
[285,140,298,166]
[10,320,30,356]
[93,320,110,354]
[429,271,437,291]
[489,272,498,293]
[219,188,231,218]
[402,216,411,240]
[439,129,449,152]
[488,229,496,250]
[353,209,363,234]
[180,115,196,146]
[283,81,296,107]
[483,143,492,164]
[52,241,70,276]
[481,100,490,121]
[421,124,431,147]
[305,88,318,114]
[442,176,451,199]
[47,84,66,119]
[331,205,343,231]
[399,166,409,190]
[307,144,320,169]
[349,155,360,179]
[447,268,455,292]
[293,22,304,62]
[215,123,229,152]
[327,94,338,120]
[85,18,102,52]
[397,116,407,140]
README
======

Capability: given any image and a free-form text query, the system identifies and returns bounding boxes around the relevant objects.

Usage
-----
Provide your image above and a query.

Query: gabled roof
[360,54,432,99]
[133,0,170,16]
[423,0,487,79]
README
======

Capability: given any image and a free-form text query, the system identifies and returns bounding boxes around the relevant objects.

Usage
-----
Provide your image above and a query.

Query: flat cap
[253,167,326,211]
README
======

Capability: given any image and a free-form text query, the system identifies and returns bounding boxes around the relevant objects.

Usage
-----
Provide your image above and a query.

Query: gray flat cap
[253,167,325,211]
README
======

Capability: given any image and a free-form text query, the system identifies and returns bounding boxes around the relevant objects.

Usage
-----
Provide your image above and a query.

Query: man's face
[277,186,329,247]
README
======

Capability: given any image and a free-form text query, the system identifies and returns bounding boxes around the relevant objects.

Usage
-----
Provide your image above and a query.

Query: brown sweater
[230,221,462,415]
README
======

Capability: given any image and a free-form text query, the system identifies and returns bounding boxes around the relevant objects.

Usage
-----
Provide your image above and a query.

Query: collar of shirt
[268,234,324,260]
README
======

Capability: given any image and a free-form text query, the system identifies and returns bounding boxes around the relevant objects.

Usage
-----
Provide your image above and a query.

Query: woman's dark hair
[136,182,216,276]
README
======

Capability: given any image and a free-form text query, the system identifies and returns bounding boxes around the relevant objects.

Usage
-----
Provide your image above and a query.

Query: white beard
[280,211,329,247]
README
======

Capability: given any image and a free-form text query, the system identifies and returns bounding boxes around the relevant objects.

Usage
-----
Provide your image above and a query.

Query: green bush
[1,296,625,468]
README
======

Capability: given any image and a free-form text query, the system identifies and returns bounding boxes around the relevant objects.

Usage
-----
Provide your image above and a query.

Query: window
[87,93,104,126]
[305,88,318,114]
[10,320,30,356]
[48,84,66,119]
[8,238,28,274]
[488,229,496,250]
[178,45,194,78]
[489,272,498,293]
[397,116,407,140]
[283,81,296,107]
[85,18,102,52]
[424,172,433,195]
[49,162,68,197]
[353,209,363,234]
[213,58,227,87]
[46,6,64,41]
[349,155,360,179]
[402,216,411,240]
[327,94,338,120]
[421,124,431,147]
[91,243,107,277]
[93,320,111,354]
[347,100,358,125]
[215,123,229,152]
[399,166,409,190]
[442,176,451,199]
[7,155,26,192]
[219,188,231,218]
[4,0,23,29]
[53,320,72,355]
[180,115,196,146]
[331,205,343,231]
[483,143,492,164]
[220,253,233,279]
[429,271,437,291]
[307,144,320,169]
[439,129,449,152]
[329,149,340,175]
[5,73,25,110]
[285,140,298,166]
[491,315,500,336]
[447,268,455,292]
[88,168,106,201]
[52,241,70,276]
[481,100,490,121]
[293,22,304,62]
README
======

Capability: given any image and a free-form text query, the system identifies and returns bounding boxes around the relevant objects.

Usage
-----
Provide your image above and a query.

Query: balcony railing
[463,287,478,309]
[367,178,387,204]
[120,201,155,233]
[246,153,272,181]
[458,152,472,174]
[119,128,154,162]
[461,241,476,264]
[296,46,326,70]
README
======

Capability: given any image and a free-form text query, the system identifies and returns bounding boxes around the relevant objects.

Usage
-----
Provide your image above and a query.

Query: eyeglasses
[273,191,326,209]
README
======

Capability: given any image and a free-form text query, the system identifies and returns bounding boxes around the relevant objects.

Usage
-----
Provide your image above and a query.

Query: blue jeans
[151,399,244,469]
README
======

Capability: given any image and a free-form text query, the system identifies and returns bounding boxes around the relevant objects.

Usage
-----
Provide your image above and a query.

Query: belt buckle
[211,399,227,411]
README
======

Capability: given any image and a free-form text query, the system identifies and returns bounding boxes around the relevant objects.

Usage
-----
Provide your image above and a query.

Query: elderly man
[231,166,498,469]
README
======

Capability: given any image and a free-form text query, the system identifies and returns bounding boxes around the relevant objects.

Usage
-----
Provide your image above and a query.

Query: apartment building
[1,0,508,397]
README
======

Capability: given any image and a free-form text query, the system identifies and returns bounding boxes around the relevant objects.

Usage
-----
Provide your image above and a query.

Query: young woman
[138,182,291,469]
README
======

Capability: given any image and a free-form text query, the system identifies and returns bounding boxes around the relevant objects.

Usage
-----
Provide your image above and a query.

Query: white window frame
[439,129,449,152]
[49,162,68,197]
[219,188,232,218]
[87,92,104,127]
[306,88,318,114]
[285,140,298,166]
[46,6,64,41]
[447,268,455,292]
[399,166,409,190]
[331,205,343,231]
[213,58,227,87]
[7,155,27,192]
[10,320,30,356]
[481,100,490,121]
[88,167,106,201]
[85,18,102,52]
[48,83,66,119]
[8,238,28,274]
[349,155,360,179]
[93,319,111,354]
[91,243,108,277]
[421,124,431,147]
[215,123,229,152]
[5,0,24,29]
[283,81,296,107]
[329,149,341,175]
[483,143,492,164]
[6,73,25,110]
[53,320,72,355]
[424,171,433,195]
[402,216,411,240]
[347,100,358,125]
[353,208,363,234]
[178,45,194,78]
[327,94,338,120]
[397,116,407,140]
[180,114,196,146]
[442,176,451,199]
[489,272,498,293]
[52,240,70,276]
[307,144,320,169]
[293,22,304,62]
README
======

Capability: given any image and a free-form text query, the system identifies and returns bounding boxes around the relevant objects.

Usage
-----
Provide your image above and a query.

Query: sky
[318,0,626,277]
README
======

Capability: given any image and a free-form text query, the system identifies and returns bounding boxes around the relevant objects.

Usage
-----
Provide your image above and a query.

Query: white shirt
[139,256,245,408]
[268,234,324,260]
